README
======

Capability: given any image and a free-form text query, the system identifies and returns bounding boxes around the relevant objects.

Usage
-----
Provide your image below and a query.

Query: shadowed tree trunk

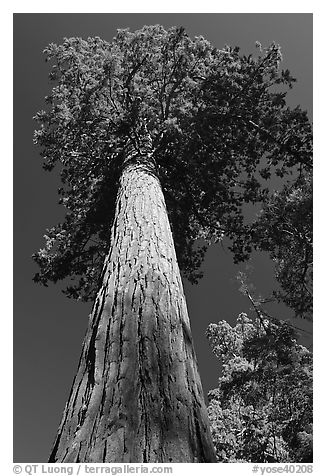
[49,135,216,463]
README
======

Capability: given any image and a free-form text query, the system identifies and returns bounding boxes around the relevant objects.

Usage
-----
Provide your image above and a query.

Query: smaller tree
[206,313,313,463]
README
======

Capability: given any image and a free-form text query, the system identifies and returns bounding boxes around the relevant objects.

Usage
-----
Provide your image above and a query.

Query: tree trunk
[49,143,216,463]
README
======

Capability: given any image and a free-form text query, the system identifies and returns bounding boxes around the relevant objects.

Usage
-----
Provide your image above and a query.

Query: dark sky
[13,13,312,463]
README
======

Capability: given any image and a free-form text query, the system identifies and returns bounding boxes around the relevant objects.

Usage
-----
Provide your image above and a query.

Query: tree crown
[33,25,312,300]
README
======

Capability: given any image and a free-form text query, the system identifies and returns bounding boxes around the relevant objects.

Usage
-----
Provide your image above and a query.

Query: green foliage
[206,314,313,463]
[33,25,312,300]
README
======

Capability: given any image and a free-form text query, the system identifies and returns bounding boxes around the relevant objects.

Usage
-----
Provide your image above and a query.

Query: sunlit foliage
[206,314,313,462]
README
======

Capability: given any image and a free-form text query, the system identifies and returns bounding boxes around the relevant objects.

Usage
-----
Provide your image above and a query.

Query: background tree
[33,25,312,463]
[205,176,313,463]
[206,312,313,463]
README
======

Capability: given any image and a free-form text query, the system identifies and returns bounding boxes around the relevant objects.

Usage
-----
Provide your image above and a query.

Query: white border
[5,2,322,474]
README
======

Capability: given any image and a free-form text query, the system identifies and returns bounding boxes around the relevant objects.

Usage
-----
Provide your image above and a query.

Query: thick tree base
[49,161,216,463]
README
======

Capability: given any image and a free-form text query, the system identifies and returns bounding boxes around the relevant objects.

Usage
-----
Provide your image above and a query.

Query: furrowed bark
[49,140,216,463]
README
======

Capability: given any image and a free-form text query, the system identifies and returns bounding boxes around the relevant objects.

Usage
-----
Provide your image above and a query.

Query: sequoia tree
[33,25,312,463]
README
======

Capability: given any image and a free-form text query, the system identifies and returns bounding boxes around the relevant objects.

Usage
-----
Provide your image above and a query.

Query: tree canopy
[33,25,312,301]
